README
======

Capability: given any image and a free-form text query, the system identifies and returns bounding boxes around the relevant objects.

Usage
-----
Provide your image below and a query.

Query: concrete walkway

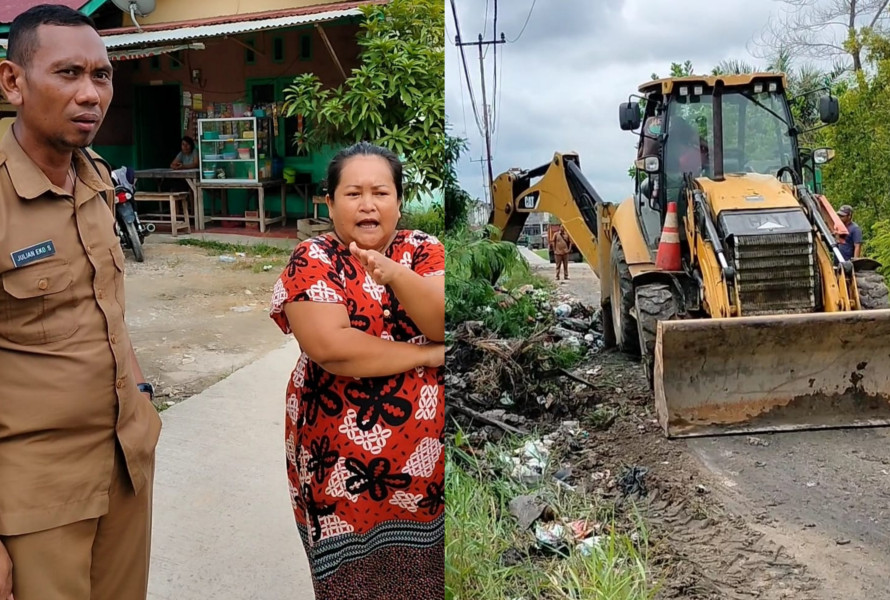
[147,339,315,600]
[519,245,549,266]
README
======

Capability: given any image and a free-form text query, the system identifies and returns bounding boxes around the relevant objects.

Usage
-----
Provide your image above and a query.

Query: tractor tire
[856,269,890,309]
[610,240,639,355]
[599,303,616,349]
[635,283,680,388]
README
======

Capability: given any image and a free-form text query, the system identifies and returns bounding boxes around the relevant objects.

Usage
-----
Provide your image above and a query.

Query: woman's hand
[350,242,406,286]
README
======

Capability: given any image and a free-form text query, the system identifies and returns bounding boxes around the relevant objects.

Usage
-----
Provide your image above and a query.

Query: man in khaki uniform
[0,6,161,600]
[552,224,571,280]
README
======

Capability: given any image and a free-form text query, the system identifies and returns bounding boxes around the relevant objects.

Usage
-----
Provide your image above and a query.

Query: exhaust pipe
[145,223,156,233]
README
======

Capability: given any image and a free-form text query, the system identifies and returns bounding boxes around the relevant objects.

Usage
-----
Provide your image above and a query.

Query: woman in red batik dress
[269,142,445,599]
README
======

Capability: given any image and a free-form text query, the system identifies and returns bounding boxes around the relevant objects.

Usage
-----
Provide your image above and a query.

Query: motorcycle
[110,166,153,262]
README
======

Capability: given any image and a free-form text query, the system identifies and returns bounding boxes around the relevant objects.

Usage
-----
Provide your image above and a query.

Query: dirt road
[526,248,890,598]
[124,238,291,406]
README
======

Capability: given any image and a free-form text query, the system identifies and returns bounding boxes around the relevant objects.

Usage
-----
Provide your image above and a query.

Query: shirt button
[383,309,391,317]
[116,378,125,389]
[37,279,48,290]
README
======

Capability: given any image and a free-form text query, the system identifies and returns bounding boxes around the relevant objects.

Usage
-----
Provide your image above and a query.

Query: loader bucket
[654,309,890,438]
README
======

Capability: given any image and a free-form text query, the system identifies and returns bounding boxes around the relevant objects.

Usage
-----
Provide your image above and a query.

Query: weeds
[445,433,658,600]
[445,226,545,338]
[177,239,292,258]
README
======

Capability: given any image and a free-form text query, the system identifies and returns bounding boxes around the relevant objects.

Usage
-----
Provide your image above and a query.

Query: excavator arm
[491,152,608,278]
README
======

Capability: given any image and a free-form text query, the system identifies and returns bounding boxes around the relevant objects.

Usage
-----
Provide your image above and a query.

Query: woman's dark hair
[326,141,403,200]
[182,136,196,153]
[8,5,96,67]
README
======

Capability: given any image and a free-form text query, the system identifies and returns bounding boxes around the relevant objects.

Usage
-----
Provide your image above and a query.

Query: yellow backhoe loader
[491,73,890,438]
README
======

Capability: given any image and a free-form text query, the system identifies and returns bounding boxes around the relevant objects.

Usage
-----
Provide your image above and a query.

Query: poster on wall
[193,93,203,110]
[182,91,192,107]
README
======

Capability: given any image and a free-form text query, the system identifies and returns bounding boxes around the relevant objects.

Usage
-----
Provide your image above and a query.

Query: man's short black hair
[7,4,97,67]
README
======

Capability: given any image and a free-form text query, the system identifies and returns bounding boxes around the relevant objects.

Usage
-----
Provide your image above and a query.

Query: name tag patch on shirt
[11,240,56,268]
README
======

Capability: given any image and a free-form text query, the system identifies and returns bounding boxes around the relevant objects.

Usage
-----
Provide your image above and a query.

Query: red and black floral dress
[269,230,444,599]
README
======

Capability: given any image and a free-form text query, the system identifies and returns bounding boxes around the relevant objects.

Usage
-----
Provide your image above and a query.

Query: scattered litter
[181,355,195,365]
[591,469,611,482]
[508,495,548,530]
[244,289,253,296]
[806,481,817,488]
[509,439,552,484]
[696,484,710,494]
[747,436,771,447]
[836,538,851,546]
[218,255,236,263]
[231,306,253,313]
[618,466,649,497]
[553,467,573,482]
[534,523,567,555]
[165,401,175,407]
[263,265,273,271]
[755,461,767,468]
[578,536,603,557]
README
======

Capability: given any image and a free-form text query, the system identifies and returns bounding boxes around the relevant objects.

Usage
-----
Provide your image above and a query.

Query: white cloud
[446,0,779,205]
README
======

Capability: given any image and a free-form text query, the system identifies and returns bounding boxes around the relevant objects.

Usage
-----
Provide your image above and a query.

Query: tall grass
[446,436,659,600]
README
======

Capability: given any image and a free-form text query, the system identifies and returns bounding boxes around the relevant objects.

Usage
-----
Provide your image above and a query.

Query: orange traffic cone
[655,201,681,271]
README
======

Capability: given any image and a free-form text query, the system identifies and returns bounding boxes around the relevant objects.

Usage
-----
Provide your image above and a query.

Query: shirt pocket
[0,260,78,345]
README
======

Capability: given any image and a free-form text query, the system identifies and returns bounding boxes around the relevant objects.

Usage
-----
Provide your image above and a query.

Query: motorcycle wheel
[126,220,145,263]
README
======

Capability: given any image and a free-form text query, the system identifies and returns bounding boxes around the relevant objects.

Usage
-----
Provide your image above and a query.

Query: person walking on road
[552,224,571,280]
[837,204,862,260]
[0,5,161,600]
[270,142,445,600]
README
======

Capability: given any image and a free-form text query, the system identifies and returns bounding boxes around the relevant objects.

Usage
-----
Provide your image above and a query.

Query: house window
[150,55,161,70]
[299,34,311,61]
[169,50,182,69]
[273,37,285,63]
[245,38,256,65]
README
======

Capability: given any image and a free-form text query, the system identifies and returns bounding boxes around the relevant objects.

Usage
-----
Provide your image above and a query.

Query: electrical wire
[449,0,485,137]
[507,0,537,43]
[491,0,498,131]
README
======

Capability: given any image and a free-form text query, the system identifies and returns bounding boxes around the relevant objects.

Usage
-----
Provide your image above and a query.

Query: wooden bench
[133,191,191,236]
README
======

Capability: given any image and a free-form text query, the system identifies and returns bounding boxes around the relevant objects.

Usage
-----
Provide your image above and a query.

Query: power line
[457,31,506,198]
[492,0,499,132]
[445,20,471,138]
[507,0,537,43]
[449,0,485,137]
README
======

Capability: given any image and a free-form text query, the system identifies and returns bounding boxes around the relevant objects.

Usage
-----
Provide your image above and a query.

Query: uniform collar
[0,127,111,203]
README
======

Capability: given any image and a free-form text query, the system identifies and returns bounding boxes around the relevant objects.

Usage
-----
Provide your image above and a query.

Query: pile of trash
[446,284,607,433]
[498,423,644,559]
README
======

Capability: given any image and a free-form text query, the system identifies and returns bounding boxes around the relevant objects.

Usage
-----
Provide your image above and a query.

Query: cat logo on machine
[520,191,540,211]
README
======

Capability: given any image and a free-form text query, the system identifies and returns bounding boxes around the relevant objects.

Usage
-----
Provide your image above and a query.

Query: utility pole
[469,156,489,205]
[456,32,505,201]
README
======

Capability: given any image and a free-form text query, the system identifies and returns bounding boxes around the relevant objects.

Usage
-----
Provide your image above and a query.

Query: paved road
[148,339,315,600]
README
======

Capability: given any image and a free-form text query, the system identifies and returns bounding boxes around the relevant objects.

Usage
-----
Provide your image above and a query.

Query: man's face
[8,24,112,150]
[840,213,852,225]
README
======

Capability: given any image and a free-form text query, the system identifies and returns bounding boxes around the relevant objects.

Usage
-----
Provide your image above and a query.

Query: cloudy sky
[445,0,788,207]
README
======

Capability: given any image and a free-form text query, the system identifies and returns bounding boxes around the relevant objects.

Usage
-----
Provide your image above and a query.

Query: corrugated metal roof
[0,0,83,24]
[100,7,361,49]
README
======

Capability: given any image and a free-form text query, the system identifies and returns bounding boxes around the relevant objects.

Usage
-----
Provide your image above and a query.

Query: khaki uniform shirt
[0,129,161,536]
[552,231,570,255]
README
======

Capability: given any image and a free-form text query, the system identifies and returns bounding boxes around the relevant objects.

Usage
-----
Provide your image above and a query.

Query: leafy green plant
[400,203,444,237]
[283,0,444,201]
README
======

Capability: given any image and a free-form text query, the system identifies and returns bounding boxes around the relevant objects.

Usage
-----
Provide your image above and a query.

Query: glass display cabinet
[197,117,274,183]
